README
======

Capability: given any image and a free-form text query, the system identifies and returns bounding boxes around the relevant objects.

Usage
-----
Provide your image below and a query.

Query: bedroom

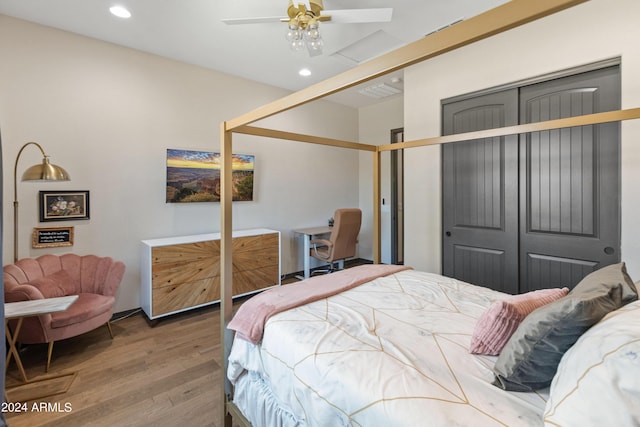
[220,1,639,425]
[1,0,640,425]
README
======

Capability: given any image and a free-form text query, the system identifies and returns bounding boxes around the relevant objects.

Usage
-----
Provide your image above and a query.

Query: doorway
[390,128,404,265]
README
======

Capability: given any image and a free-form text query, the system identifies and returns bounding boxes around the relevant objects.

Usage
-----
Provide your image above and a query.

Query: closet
[442,64,620,294]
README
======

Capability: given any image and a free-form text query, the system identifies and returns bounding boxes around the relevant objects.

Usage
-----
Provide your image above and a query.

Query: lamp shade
[21,157,70,181]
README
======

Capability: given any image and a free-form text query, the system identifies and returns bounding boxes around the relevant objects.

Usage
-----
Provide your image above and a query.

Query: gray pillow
[493,262,637,391]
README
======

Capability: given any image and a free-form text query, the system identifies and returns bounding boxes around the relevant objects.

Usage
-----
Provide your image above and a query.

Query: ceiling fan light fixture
[284,1,325,56]
[223,0,392,58]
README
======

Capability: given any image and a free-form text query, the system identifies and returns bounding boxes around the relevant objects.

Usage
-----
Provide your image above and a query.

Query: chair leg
[46,341,55,373]
[311,260,338,275]
[106,321,114,339]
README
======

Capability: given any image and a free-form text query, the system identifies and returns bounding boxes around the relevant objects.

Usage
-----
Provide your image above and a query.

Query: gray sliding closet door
[519,67,621,292]
[442,90,519,294]
[442,66,620,294]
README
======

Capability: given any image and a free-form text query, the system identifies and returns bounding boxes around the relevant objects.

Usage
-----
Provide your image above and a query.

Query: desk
[5,295,78,401]
[293,226,333,279]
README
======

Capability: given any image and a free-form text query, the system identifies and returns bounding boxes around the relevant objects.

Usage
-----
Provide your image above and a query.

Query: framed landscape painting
[166,149,254,203]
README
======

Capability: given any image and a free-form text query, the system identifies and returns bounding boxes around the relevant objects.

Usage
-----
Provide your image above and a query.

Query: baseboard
[111,308,142,322]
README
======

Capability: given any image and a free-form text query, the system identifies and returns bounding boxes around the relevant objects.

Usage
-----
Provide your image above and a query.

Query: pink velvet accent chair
[3,254,125,372]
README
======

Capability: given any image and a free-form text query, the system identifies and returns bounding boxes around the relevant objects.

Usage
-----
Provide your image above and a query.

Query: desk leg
[5,319,29,383]
[303,235,311,279]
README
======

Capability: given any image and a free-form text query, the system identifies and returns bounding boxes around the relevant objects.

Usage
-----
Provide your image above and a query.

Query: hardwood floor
[4,260,371,427]
[5,306,227,427]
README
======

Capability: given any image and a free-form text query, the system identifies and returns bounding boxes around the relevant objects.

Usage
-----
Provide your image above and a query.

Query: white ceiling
[0,0,508,108]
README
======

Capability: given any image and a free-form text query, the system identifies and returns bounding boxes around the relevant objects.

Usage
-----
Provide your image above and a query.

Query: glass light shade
[286,28,302,42]
[303,27,320,41]
[22,158,70,181]
[290,39,305,51]
[307,38,323,51]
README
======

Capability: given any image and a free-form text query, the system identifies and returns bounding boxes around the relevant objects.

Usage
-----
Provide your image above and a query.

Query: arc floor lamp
[13,142,70,262]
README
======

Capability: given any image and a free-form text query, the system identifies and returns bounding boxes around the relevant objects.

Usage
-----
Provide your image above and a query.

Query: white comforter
[228,270,548,426]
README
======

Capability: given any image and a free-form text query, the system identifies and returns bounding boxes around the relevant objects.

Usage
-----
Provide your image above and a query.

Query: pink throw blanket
[228,264,412,344]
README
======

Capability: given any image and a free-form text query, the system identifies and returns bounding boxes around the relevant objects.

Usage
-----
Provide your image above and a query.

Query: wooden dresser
[141,228,280,320]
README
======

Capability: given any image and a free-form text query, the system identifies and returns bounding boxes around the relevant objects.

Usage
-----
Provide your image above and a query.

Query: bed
[226,264,639,426]
[218,1,640,426]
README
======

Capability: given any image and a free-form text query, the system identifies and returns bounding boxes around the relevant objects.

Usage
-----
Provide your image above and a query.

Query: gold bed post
[220,122,234,427]
[373,148,381,264]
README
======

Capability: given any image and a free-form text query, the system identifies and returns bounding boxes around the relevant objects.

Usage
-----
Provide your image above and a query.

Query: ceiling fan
[222,1,393,56]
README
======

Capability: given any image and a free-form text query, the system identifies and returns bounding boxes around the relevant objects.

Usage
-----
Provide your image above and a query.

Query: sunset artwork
[166,149,254,202]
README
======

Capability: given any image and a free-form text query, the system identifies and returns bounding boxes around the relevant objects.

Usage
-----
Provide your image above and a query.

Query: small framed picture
[33,226,74,248]
[39,190,90,222]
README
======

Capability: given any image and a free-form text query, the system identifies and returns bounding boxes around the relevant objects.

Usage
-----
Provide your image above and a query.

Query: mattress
[227,269,549,426]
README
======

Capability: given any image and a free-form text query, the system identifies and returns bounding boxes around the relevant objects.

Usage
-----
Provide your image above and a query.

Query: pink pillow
[470,287,569,355]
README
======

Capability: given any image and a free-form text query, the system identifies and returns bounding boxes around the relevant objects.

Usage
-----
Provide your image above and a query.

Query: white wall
[402,0,640,280]
[358,96,404,263]
[0,15,360,312]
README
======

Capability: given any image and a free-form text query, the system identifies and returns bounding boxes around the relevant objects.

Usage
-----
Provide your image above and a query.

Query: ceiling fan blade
[323,8,393,24]
[221,16,286,25]
[221,7,393,26]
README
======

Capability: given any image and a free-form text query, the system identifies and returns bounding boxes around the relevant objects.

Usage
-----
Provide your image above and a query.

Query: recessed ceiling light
[110,5,131,19]
[299,68,311,77]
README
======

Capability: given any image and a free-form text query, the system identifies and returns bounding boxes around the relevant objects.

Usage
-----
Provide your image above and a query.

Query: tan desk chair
[310,208,362,273]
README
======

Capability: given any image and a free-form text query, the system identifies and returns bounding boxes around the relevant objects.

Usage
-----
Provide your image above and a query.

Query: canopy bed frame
[218,0,640,425]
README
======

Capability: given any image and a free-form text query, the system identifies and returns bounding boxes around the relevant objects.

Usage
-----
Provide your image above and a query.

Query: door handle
[604,246,615,255]
[445,231,452,237]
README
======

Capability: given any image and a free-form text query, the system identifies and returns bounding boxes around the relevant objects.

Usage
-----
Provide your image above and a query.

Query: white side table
[5,295,79,401]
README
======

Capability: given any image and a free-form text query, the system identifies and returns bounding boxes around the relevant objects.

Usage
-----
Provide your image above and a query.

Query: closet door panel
[442,90,519,294]
[525,254,598,290]
[519,67,620,292]
[526,126,595,236]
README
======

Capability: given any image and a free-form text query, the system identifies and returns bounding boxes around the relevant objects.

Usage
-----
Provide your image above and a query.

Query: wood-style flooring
[4,260,371,427]
[5,305,228,427]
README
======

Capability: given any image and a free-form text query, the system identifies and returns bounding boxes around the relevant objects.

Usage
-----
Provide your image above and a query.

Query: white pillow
[544,299,640,426]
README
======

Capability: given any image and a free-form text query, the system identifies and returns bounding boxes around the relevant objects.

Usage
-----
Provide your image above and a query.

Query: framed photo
[32,226,74,248]
[166,149,254,203]
[39,190,90,222]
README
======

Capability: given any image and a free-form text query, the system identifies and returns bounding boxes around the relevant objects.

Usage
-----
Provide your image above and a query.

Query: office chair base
[311,260,345,276]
